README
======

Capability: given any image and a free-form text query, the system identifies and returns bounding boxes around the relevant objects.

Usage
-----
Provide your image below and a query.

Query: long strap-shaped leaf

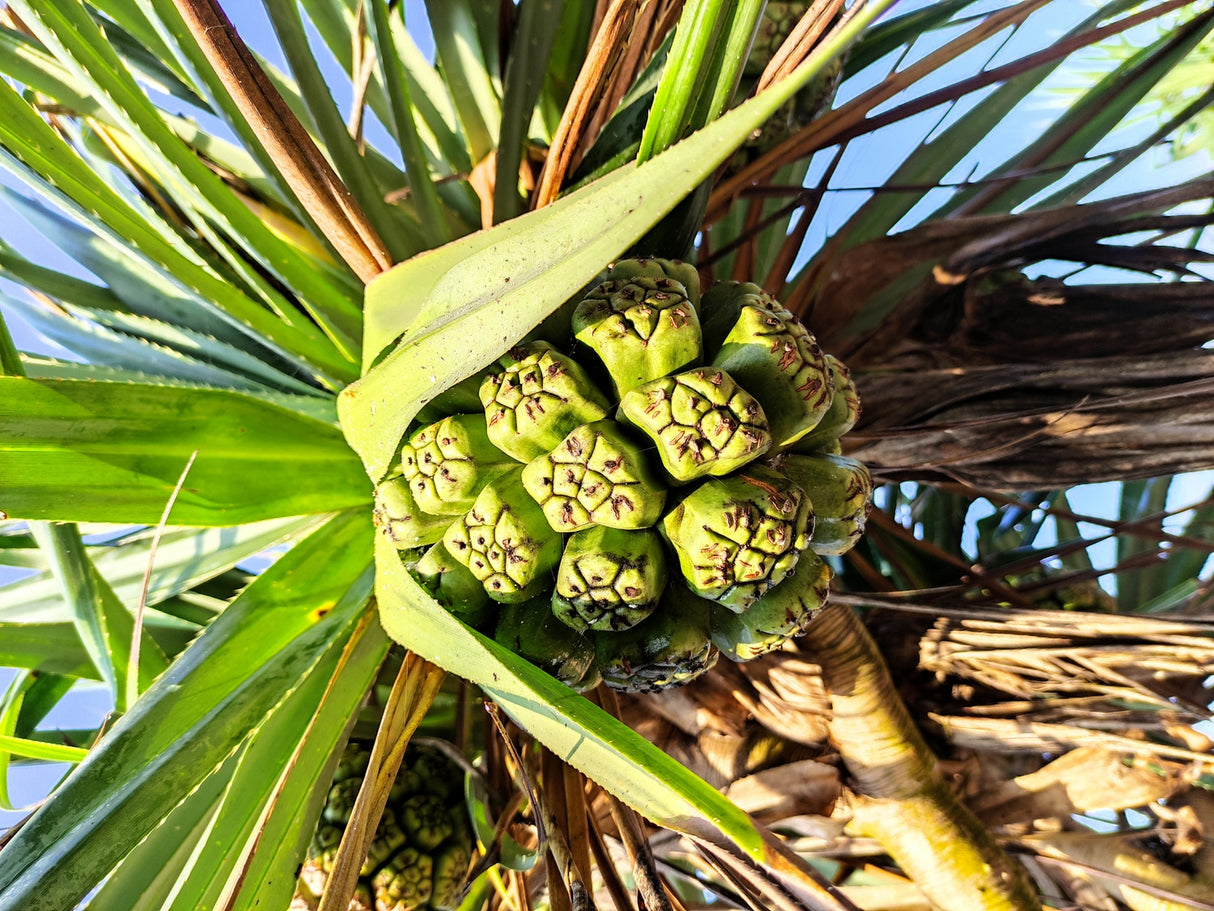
[3,517,322,617]
[364,0,452,244]
[0,511,375,911]
[2,311,168,713]
[257,0,418,263]
[0,378,370,525]
[425,0,502,164]
[0,76,353,385]
[29,521,169,713]
[8,0,367,346]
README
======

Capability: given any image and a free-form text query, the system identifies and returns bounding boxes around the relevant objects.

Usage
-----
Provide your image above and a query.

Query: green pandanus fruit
[617,367,772,483]
[376,259,871,691]
[792,354,861,453]
[521,420,666,531]
[710,552,832,661]
[480,342,611,461]
[400,414,516,516]
[660,466,812,611]
[780,453,873,557]
[495,596,601,690]
[573,266,702,397]
[442,468,562,603]
[295,742,473,911]
[552,526,667,632]
[596,582,719,693]
[703,282,834,448]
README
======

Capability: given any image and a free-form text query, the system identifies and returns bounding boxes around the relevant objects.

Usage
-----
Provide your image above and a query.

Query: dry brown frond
[920,608,1214,724]
[847,350,1214,489]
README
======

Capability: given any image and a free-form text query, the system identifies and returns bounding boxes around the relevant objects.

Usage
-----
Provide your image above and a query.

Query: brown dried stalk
[175,0,391,283]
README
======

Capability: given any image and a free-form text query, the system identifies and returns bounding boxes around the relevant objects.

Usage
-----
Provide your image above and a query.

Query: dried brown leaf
[973,747,1185,826]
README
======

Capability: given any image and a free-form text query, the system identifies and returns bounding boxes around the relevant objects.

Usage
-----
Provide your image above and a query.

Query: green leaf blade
[0,511,375,911]
[0,379,370,525]
[373,534,766,859]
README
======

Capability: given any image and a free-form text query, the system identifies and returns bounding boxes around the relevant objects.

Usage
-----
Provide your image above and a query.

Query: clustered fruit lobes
[374,259,871,693]
[294,743,473,911]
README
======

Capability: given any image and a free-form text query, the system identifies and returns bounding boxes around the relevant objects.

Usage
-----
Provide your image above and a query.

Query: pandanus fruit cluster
[375,259,871,692]
[294,742,474,911]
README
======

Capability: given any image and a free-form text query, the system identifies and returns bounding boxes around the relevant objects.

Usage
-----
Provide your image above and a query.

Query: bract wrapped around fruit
[374,260,871,692]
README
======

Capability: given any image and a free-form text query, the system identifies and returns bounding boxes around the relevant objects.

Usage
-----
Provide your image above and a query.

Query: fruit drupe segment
[617,367,772,483]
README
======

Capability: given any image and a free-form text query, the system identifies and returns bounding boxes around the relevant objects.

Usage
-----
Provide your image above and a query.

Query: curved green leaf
[29,521,168,712]
[0,378,370,525]
[2,517,323,619]
[0,735,88,765]
[0,510,375,911]
[374,534,763,857]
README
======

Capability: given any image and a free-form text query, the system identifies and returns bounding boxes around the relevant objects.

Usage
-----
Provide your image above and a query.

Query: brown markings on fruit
[740,474,796,515]
[797,376,824,402]
[643,388,667,416]
[672,430,693,457]
[776,339,800,372]
[740,430,764,452]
